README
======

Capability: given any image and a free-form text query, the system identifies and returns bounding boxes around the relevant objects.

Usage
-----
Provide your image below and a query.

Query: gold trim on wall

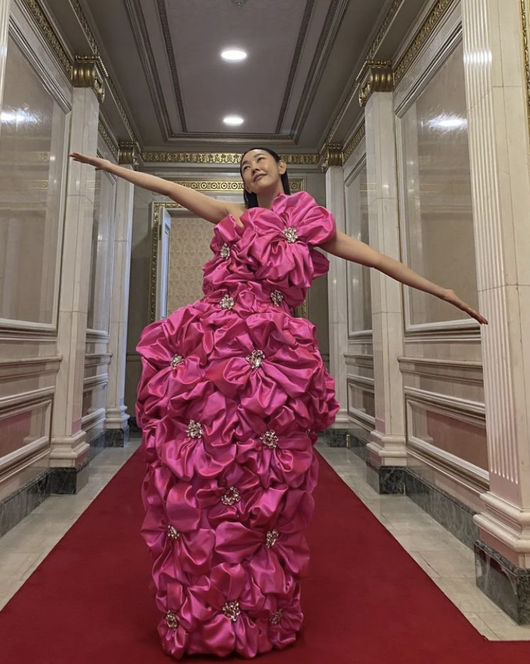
[98,118,119,161]
[521,0,530,138]
[22,0,72,77]
[393,0,457,87]
[142,152,320,166]
[343,122,366,163]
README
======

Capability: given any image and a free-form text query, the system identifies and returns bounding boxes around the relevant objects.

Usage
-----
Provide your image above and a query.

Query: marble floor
[0,436,529,641]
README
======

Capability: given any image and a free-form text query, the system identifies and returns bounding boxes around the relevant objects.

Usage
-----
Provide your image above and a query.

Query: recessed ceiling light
[221,48,248,62]
[223,114,244,126]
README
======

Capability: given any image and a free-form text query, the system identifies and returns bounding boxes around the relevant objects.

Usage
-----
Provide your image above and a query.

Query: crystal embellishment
[265,529,280,548]
[165,611,179,629]
[282,227,298,243]
[186,419,203,438]
[220,243,231,259]
[221,486,241,506]
[167,525,180,540]
[220,294,234,310]
[270,290,284,306]
[171,354,183,368]
[245,349,265,369]
[222,600,241,622]
[260,430,278,449]
[269,609,283,625]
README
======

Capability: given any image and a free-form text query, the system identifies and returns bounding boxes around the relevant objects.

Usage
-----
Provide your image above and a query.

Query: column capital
[320,143,344,172]
[71,55,107,103]
[118,140,141,167]
[357,60,394,107]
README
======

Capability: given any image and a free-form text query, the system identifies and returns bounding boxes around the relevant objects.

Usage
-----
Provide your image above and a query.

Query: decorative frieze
[141,151,319,166]
[320,143,344,172]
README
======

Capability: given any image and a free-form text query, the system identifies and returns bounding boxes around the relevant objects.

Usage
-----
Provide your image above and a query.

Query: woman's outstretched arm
[69,153,243,224]
[321,230,488,325]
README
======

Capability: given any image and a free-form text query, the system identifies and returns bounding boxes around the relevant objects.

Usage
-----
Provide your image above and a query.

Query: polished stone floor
[0,436,529,641]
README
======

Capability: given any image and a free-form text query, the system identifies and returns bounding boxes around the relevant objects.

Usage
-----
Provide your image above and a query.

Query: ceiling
[43,0,430,155]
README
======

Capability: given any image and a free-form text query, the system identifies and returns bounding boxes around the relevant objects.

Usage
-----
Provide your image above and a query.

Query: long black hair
[239,147,291,208]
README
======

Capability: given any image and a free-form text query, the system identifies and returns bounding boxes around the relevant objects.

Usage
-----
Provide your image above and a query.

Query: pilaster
[0,0,11,117]
[104,153,135,446]
[50,83,100,488]
[363,89,407,480]
[462,0,530,622]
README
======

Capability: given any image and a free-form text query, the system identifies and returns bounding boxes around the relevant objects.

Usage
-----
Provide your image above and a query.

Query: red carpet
[1,447,529,664]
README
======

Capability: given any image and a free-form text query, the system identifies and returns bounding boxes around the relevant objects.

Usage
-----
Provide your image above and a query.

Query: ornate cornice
[343,122,366,163]
[71,55,106,102]
[394,0,456,87]
[366,0,404,61]
[320,143,344,171]
[22,0,72,77]
[357,60,394,107]
[141,152,320,166]
[521,0,530,138]
[118,140,141,167]
[98,118,119,161]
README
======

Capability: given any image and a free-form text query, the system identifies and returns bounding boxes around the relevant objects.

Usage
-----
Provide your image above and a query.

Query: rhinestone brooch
[282,227,298,243]
[260,430,278,449]
[222,600,241,622]
[270,290,284,306]
[165,611,179,629]
[269,609,283,625]
[186,419,203,439]
[220,294,234,310]
[265,529,280,548]
[170,354,183,368]
[167,525,180,540]
[245,349,265,369]
[221,486,241,506]
[220,243,231,259]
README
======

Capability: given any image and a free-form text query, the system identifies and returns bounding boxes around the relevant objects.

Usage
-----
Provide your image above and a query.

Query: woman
[70,148,487,659]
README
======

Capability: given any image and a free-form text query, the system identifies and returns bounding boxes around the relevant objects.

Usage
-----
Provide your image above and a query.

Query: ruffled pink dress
[135,191,340,659]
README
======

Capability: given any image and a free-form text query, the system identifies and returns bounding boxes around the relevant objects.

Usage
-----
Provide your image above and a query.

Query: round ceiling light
[223,114,244,126]
[221,48,248,62]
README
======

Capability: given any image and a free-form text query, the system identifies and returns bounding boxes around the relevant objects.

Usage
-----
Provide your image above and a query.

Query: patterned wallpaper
[167,216,214,314]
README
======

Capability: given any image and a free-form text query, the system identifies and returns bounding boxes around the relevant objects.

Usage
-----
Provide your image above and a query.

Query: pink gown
[135,191,340,659]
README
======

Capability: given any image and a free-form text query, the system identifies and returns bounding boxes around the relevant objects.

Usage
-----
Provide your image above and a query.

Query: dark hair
[239,147,291,208]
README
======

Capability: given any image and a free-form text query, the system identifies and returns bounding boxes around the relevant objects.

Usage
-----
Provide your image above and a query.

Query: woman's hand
[69,152,110,171]
[441,288,488,325]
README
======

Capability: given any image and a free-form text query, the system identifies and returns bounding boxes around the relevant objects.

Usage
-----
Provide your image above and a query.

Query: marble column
[49,86,100,492]
[325,164,349,425]
[0,0,11,119]
[462,0,530,622]
[104,161,134,446]
[363,88,407,489]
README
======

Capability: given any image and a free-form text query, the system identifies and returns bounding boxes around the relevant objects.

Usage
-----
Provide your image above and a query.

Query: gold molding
[521,0,530,138]
[149,179,303,321]
[72,55,106,102]
[366,0,404,61]
[320,143,344,171]
[343,122,366,163]
[118,140,141,167]
[357,60,394,107]
[68,0,99,54]
[22,0,72,77]
[394,0,456,87]
[141,152,320,166]
[98,118,119,161]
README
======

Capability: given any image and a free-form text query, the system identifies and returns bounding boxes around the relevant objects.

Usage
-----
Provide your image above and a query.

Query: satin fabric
[136,191,340,659]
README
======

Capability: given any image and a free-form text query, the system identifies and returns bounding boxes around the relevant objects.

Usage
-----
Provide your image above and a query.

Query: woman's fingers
[444,289,488,325]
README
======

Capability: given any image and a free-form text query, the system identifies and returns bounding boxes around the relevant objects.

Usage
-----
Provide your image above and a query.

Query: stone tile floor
[0,436,529,641]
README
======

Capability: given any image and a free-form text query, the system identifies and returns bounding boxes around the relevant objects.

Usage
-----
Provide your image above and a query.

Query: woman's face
[240,149,286,194]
